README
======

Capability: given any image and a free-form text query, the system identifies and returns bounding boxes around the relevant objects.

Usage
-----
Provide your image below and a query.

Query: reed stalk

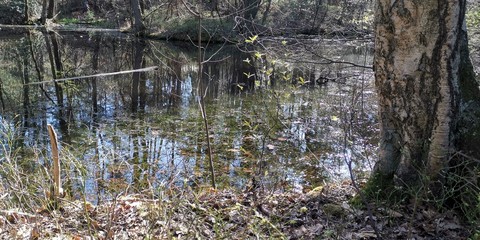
[47,124,61,203]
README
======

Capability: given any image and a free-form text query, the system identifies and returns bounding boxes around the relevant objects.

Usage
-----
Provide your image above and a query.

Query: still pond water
[0,29,377,202]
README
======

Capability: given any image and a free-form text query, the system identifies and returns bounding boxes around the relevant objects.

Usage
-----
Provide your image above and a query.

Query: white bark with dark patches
[372,0,472,191]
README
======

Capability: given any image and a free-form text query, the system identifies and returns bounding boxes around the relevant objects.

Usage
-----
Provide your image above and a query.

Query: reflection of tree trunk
[152,70,160,107]
[139,56,147,111]
[174,68,182,105]
[131,125,148,189]
[209,0,221,19]
[50,33,62,77]
[168,59,182,108]
[110,127,123,180]
[230,52,256,94]
[22,43,30,128]
[13,117,26,150]
[43,31,68,137]
[131,0,146,35]
[82,0,89,12]
[141,136,149,188]
[139,0,145,14]
[28,31,42,81]
[131,79,139,113]
[51,32,70,123]
[243,0,261,30]
[204,64,220,97]
[41,0,47,24]
[0,78,4,111]
[49,32,65,110]
[132,133,140,186]
[28,31,56,104]
[95,127,104,204]
[261,0,271,25]
[244,0,261,20]
[312,0,326,31]
[92,36,101,115]
[47,0,55,19]
[24,0,29,23]
[168,140,175,185]
[131,41,145,113]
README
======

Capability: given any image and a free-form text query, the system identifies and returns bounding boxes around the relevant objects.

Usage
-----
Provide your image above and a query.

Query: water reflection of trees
[0,31,378,201]
[0,32,265,124]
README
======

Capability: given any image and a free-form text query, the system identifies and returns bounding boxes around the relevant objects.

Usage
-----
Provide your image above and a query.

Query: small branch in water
[25,66,159,85]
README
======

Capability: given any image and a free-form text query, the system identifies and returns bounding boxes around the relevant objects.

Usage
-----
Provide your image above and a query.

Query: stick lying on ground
[25,66,159,85]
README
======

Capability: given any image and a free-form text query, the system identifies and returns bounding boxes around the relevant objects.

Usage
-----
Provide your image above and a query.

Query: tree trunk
[139,50,147,111]
[83,0,89,13]
[50,32,65,111]
[130,0,146,35]
[47,0,55,19]
[0,77,4,110]
[243,0,261,31]
[244,0,261,21]
[91,36,100,115]
[41,0,47,24]
[43,31,67,135]
[24,0,29,23]
[131,40,145,113]
[22,40,30,128]
[43,32,63,108]
[372,0,479,195]
[261,0,272,25]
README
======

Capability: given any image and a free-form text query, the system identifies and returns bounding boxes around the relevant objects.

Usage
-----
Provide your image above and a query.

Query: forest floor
[0,181,475,239]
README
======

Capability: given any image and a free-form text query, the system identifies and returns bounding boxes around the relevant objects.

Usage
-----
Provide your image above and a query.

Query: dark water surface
[0,29,377,202]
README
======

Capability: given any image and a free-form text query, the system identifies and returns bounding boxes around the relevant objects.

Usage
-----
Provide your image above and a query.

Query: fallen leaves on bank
[0,183,474,239]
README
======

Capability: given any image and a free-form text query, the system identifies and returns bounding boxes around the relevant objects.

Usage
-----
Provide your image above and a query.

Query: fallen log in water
[25,66,159,85]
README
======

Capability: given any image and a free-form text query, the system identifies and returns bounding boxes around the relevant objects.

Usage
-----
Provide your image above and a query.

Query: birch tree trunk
[372,0,480,195]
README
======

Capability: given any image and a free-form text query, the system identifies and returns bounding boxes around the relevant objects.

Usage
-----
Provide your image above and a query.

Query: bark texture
[373,0,479,192]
